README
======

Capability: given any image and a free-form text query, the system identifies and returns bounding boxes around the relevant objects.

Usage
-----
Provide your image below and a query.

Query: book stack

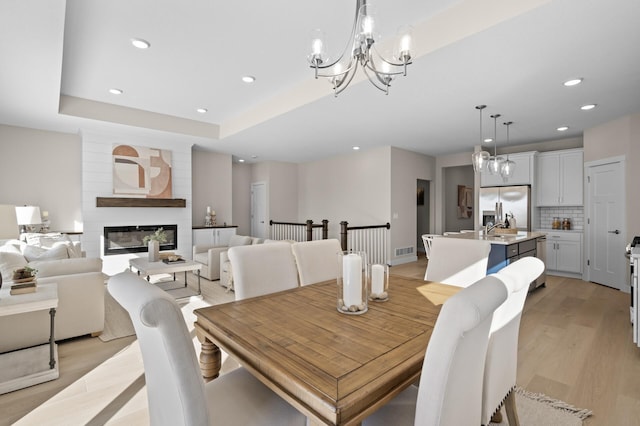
[10,281,37,295]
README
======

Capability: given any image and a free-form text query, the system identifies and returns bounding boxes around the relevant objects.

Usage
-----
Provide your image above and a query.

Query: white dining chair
[481,257,545,425]
[424,237,491,286]
[228,242,299,300]
[362,273,509,426]
[420,234,441,260]
[107,271,306,426]
[291,238,343,286]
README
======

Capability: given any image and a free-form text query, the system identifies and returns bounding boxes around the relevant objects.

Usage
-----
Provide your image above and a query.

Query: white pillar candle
[371,264,384,295]
[343,253,363,307]
[207,206,211,214]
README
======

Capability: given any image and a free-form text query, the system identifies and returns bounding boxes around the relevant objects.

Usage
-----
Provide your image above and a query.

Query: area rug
[99,286,210,342]
[489,387,592,426]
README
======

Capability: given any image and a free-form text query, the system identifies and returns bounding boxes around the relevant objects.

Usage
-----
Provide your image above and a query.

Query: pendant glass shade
[472,151,490,172]
[500,158,516,178]
[471,105,489,173]
[501,121,515,180]
[487,156,504,175]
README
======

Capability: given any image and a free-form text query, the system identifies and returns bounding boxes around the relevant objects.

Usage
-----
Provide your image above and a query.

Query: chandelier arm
[362,60,407,77]
[371,45,413,67]
[334,60,360,96]
[314,55,357,79]
[362,66,391,93]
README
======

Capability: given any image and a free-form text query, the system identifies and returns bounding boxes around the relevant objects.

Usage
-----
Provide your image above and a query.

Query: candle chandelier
[471,105,516,181]
[308,0,413,96]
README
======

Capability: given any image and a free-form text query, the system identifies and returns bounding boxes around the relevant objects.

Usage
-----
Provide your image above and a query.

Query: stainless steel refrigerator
[479,185,531,231]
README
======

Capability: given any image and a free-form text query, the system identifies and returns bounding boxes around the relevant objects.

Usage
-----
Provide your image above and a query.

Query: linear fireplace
[103,225,177,256]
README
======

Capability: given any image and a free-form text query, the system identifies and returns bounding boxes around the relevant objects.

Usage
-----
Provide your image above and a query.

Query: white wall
[0,124,82,231]
[298,146,390,239]
[81,129,193,275]
[584,112,640,241]
[435,151,473,234]
[232,163,252,235]
[390,147,436,264]
[192,150,232,226]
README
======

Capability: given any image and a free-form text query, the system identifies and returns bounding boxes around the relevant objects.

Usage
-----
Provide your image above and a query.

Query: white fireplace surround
[81,129,193,276]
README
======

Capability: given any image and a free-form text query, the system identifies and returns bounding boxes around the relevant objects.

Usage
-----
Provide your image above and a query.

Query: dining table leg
[196,332,221,381]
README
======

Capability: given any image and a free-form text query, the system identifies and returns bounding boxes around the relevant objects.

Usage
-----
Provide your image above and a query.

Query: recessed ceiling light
[242,75,256,83]
[196,108,208,114]
[580,104,597,111]
[238,158,245,163]
[251,155,258,159]
[557,126,569,132]
[484,138,493,143]
[109,88,123,95]
[352,146,360,150]
[563,78,583,87]
[131,38,150,49]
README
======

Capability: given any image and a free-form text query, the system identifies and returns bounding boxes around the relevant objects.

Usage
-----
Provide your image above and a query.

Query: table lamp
[15,205,42,233]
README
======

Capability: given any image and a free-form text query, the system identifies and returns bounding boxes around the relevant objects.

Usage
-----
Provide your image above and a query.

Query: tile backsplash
[537,206,584,231]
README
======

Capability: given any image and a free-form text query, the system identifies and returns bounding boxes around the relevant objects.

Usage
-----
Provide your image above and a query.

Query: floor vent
[395,246,414,256]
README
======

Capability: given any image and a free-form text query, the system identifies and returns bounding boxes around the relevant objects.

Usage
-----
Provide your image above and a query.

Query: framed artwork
[457,185,473,219]
[112,144,173,198]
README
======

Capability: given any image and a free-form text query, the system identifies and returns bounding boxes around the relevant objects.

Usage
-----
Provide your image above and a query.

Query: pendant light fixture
[471,105,490,173]
[308,0,413,96]
[500,121,516,180]
[487,114,504,175]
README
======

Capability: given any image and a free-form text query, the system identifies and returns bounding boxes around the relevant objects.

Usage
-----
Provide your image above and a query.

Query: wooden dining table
[193,275,460,426]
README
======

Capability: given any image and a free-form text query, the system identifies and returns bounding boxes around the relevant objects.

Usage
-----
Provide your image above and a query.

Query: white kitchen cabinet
[480,151,536,187]
[192,227,237,247]
[536,149,583,206]
[545,231,582,275]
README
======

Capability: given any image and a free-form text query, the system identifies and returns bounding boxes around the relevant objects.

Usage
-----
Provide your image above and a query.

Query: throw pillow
[22,244,69,262]
[63,234,82,258]
[0,250,28,282]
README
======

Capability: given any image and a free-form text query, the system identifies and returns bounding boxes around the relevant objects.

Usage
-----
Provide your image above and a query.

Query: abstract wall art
[112,144,173,198]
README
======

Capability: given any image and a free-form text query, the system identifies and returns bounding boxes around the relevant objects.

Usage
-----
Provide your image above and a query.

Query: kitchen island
[443,230,546,277]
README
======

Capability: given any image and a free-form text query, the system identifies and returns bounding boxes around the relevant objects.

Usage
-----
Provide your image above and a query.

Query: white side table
[0,283,59,394]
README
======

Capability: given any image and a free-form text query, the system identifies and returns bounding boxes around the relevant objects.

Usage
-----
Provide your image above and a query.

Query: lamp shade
[15,206,42,225]
[0,205,19,239]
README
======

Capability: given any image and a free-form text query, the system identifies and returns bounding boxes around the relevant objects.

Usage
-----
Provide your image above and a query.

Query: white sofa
[193,235,262,281]
[0,239,105,353]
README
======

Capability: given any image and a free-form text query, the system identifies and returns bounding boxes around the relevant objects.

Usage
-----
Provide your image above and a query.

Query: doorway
[251,182,267,239]
[416,179,430,256]
[586,157,626,290]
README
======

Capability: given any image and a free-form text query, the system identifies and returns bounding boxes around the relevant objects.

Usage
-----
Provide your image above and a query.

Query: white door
[251,182,267,239]
[587,159,625,290]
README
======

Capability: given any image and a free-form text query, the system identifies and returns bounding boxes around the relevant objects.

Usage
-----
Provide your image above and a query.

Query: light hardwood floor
[1,259,638,425]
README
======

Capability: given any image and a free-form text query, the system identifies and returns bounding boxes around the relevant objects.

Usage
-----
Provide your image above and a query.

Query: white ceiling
[1,0,640,164]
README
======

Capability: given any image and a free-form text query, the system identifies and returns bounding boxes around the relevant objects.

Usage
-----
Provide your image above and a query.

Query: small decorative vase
[148,240,160,262]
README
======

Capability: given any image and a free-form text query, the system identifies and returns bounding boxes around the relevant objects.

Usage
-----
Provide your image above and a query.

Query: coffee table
[128,257,202,300]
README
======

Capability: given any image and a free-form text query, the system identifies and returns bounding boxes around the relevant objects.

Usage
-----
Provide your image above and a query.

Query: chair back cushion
[291,239,342,286]
[425,238,491,287]
[108,271,209,426]
[415,275,507,426]
[228,242,299,300]
[481,257,545,424]
[228,235,252,248]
